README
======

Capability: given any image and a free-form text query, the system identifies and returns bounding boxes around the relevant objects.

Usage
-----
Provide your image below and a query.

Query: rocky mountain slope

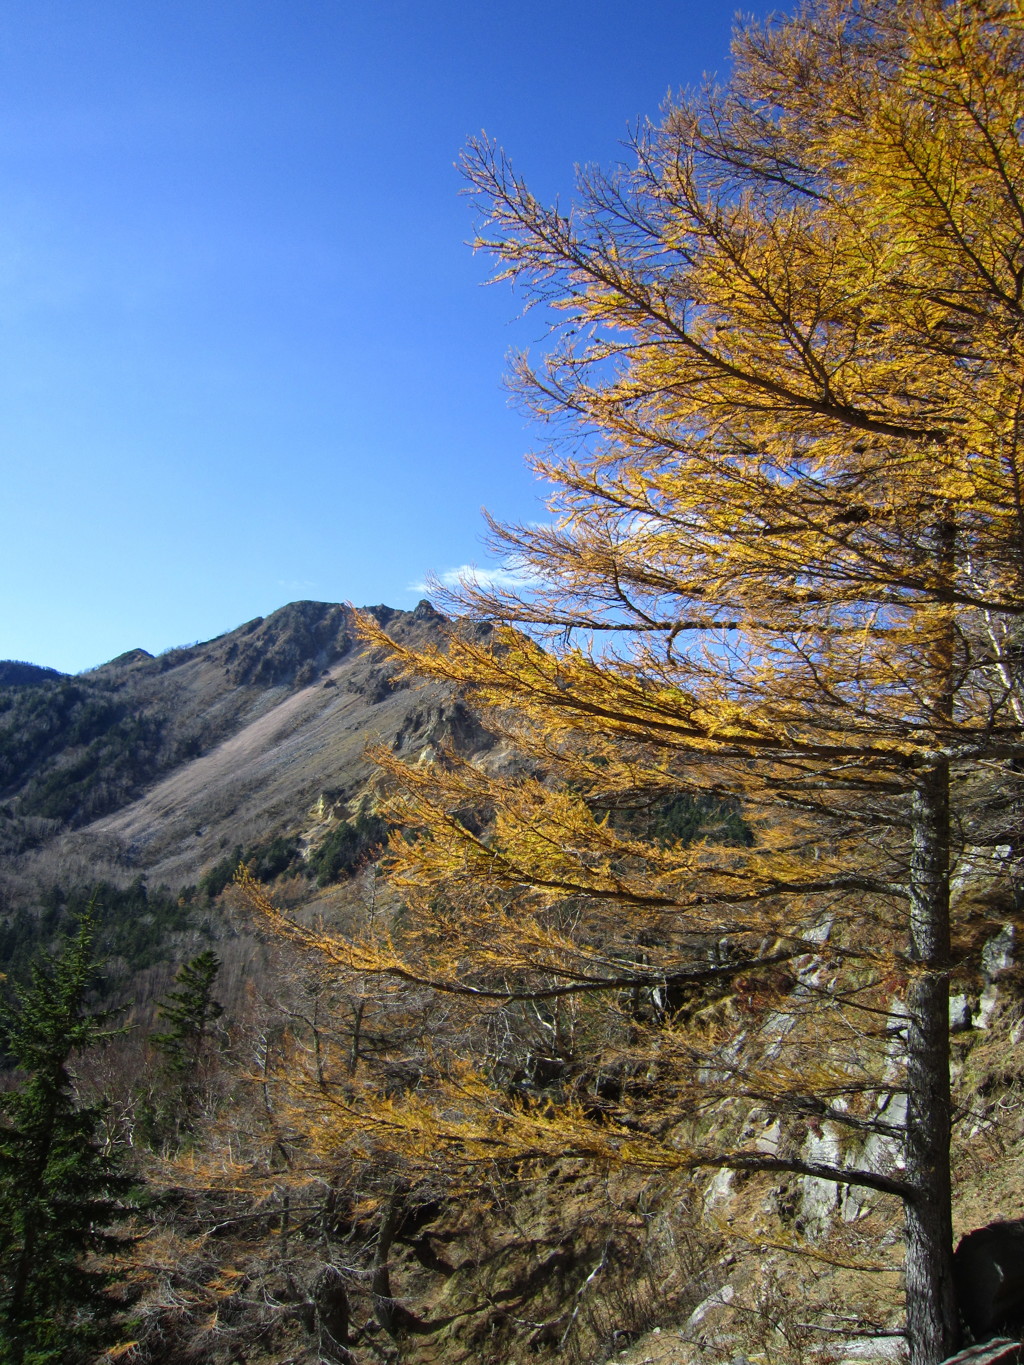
[0,599,493,962]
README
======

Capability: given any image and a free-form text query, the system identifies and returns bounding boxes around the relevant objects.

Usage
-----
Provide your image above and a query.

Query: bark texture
[905,759,957,1365]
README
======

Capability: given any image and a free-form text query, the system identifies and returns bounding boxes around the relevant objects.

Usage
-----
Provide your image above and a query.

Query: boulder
[954,1221,1024,1344]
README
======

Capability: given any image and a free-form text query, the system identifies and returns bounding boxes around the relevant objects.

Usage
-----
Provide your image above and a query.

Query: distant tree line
[0,880,205,986]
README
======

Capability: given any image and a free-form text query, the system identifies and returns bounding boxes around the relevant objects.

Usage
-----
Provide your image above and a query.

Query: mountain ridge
[0,598,494,951]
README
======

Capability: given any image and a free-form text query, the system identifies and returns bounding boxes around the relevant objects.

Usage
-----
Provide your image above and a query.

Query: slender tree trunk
[371,1194,403,1338]
[349,1000,365,1076]
[904,756,957,1365]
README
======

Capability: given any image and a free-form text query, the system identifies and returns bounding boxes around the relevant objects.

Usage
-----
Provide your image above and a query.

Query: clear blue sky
[1,1,751,673]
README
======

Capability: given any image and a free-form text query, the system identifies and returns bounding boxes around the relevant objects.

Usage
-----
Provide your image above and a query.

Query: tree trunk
[904,756,958,1365]
[371,1193,403,1338]
[349,1000,365,1076]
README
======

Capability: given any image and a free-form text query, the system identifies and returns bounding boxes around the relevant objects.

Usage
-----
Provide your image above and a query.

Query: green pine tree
[149,950,224,1134]
[0,909,134,1365]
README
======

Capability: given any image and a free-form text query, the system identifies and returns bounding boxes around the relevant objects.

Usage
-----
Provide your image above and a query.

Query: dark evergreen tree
[0,909,133,1364]
[147,950,224,1141]
[151,950,224,1079]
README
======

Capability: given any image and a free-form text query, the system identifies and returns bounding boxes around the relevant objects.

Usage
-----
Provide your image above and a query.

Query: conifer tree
[151,949,224,1077]
[242,2,1024,1361]
[0,910,133,1364]
[149,950,223,1133]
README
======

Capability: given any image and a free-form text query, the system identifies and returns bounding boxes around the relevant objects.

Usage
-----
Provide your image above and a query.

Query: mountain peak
[215,600,354,687]
[107,648,154,668]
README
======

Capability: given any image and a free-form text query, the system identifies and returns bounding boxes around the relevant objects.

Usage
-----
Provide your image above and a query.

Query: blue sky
[1,1,751,673]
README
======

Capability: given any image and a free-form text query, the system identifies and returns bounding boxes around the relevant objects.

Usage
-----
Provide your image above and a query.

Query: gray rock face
[982,926,1016,984]
[954,1221,1024,1345]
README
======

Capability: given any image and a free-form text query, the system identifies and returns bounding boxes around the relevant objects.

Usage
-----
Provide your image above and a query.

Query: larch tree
[241,2,1024,1361]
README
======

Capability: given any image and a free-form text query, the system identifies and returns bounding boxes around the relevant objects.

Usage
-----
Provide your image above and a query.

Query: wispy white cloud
[409,563,542,595]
